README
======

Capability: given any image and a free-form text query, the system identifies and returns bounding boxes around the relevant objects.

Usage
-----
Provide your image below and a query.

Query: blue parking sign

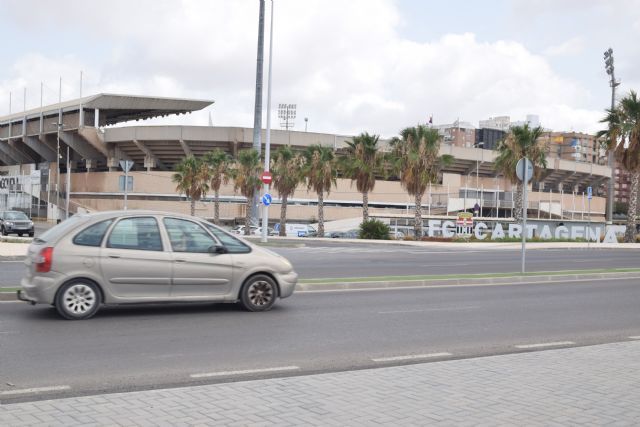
[587,186,592,200]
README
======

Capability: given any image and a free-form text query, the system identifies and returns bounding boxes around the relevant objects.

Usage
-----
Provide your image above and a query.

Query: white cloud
[543,37,585,56]
[0,0,605,136]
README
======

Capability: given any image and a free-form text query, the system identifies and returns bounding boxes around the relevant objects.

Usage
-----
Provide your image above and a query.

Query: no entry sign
[261,171,273,185]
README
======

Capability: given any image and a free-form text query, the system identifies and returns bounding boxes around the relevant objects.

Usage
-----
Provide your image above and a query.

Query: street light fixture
[604,47,620,225]
[304,117,308,132]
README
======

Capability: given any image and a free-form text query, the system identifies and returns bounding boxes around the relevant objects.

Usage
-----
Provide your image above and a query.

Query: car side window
[203,223,251,254]
[72,219,114,247]
[107,217,163,251]
[163,218,218,253]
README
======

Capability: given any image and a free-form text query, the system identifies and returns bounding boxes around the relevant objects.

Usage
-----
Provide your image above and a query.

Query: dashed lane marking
[190,366,300,379]
[515,341,575,349]
[0,385,71,396]
[372,353,452,362]
[628,336,640,340]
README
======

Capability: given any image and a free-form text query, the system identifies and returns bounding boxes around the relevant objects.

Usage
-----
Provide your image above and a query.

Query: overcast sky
[1,0,639,137]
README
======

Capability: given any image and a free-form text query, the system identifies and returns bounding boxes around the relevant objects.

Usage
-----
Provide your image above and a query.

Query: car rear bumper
[20,275,61,305]
[275,270,298,298]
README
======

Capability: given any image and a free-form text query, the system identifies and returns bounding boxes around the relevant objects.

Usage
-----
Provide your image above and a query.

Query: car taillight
[35,247,54,273]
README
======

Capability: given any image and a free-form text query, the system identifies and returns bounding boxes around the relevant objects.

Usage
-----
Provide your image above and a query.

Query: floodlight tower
[278,104,296,130]
[604,48,620,224]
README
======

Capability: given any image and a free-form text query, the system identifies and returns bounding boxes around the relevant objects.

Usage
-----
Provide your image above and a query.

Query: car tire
[28,232,34,237]
[55,280,101,320]
[239,274,277,312]
[1,227,7,236]
[18,233,23,237]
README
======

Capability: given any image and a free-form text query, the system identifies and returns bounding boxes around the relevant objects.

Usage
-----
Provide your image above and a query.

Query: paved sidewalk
[2,341,640,426]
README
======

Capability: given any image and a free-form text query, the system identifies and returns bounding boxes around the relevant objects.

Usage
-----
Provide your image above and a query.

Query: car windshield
[5,211,29,220]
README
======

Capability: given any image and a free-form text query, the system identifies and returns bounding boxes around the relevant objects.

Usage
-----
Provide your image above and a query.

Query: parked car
[17,210,298,320]
[230,225,259,235]
[0,210,34,237]
[274,223,317,237]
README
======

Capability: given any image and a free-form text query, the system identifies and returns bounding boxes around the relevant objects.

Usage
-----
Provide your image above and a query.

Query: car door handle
[108,254,121,259]
[175,259,187,263]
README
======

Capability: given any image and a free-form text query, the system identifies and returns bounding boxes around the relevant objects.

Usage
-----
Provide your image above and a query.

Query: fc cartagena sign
[426,219,622,244]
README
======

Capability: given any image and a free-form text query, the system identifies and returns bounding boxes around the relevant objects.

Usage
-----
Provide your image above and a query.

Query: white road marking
[0,261,24,263]
[0,385,70,396]
[297,275,640,294]
[515,341,575,349]
[190,366,300,379]
[0,331,18,335]
[628,336,640,340]
[372,353,452,362]
[378,306,478,314]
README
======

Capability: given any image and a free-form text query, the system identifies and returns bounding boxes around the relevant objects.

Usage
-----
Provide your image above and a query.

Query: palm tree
[389,125,453,238]
[172,156,210,216]
[494,124,547,223]
[339,132,382,222]
[599,90,640,242]
[303,144,337,237]
[271,146,304,236]
[231,150,263,235]
[203,149,232,225]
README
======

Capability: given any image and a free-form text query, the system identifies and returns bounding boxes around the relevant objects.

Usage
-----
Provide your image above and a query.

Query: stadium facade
[0,94,611,231]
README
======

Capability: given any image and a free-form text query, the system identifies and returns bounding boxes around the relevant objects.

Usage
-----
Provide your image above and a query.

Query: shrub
[359,219,391,240]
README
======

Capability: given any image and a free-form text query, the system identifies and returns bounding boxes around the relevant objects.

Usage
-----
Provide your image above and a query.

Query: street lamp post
[604,48,620,225]
[474,142,484,215]
[304,117,308,132]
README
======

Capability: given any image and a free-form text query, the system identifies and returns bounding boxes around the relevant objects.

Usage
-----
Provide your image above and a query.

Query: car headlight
[28,221,33,227]
[5,221,13,226]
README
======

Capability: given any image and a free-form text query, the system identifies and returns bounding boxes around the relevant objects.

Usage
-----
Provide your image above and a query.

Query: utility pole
[604,48,620,225]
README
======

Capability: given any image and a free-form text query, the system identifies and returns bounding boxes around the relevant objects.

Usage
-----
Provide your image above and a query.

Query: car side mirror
[209,245,228,255]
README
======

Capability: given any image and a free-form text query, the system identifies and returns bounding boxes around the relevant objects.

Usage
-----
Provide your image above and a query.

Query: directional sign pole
[521,158,528,274]
[261,0,275,243]
[588,186,592,249]
[120,160,133,210]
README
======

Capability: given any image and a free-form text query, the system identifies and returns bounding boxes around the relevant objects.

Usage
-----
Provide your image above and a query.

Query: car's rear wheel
[239,275,277,312]
[55,280,101,320]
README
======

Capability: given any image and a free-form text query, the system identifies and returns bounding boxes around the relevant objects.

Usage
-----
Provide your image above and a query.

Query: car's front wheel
[55,280,101,320]
[1,226,7,236]
[239,275,277,312]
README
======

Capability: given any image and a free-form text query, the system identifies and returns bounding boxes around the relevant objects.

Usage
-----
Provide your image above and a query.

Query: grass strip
[0,287,19,292]
[298,268,640,284]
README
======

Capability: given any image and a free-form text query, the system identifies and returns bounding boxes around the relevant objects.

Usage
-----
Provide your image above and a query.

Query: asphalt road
[2,276,640,402]
[2,245,640,287]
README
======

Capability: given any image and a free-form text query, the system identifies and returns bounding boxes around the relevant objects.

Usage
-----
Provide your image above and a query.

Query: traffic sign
[587,186,593,200]
[119,160,134,173]
[261,171,273,185]
[261,193,272,206]
[516,158,534,183]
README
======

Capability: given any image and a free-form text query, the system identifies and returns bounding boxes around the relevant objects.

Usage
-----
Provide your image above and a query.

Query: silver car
[18,210,298,320]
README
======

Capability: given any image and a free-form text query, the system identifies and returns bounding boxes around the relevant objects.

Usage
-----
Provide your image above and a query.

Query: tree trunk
[214,189,220,225]
[513,181,523,223]
[362,191,369,222]
[279,194,288,237]
[244,200,251,235]
[624,171,639,243]
[317,191,325,237]
[414,192,423,238]
[190,199,195,217]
